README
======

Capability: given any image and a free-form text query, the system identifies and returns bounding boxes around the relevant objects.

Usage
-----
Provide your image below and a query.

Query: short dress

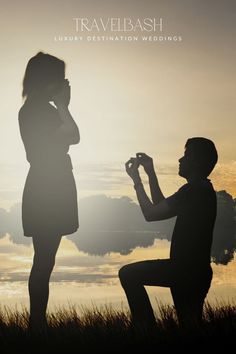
[18,100,79,237]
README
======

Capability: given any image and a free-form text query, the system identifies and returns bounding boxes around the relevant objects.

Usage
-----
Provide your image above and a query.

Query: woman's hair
[185,137,218,177]
[22,52,65,98]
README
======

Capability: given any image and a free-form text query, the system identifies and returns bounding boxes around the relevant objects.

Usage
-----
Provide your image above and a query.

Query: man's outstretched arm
[134,181,175,221]
[126,158,176,222]
[136,153,164,204]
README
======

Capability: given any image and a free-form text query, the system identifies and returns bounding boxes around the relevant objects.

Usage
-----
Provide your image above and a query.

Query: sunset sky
[0,0,235,311]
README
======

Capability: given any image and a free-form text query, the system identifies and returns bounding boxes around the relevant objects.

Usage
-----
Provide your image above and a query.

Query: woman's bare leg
[28,234,62,328]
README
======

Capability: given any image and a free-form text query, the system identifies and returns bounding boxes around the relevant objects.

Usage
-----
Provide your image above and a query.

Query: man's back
[167,179,217,270]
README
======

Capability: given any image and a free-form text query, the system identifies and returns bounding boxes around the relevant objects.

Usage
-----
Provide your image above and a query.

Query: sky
[0,0,235,311]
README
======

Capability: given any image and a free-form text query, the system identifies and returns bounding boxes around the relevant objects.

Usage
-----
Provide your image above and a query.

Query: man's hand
[125,157,141,184]
[136,152,154,175]
[126,156,174,221]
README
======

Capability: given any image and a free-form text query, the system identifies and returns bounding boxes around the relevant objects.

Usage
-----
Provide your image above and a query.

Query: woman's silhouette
[18,52,80,328]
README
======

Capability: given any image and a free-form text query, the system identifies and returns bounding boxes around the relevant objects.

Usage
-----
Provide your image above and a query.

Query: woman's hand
[136,152,154,175]
[125,157,141,184]
[52,79,71,108]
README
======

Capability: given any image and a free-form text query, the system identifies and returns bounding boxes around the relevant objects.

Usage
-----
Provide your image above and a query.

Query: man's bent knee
[119,265,132,284]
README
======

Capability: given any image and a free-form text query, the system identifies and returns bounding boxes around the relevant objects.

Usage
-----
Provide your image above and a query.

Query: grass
[0,302,235,353]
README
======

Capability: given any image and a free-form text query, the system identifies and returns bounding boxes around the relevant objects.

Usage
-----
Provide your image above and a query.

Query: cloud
[73,162,182,194]
[0,271,116,284]
[211,190,236,264]
[0,161,178,204]
[211,162,236,198]
[0,204,31,246]
[0,192,235,264]
[0,194,174,251]
[67,195,174,255]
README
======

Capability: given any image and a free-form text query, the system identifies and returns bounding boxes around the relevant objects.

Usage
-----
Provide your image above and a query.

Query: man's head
[179,137,218,180]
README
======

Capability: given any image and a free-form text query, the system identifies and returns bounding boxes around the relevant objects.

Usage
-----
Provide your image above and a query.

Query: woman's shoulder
[18,101,58,123]
[18,103,30,125]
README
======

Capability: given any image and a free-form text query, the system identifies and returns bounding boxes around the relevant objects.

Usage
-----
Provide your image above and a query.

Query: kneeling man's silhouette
[119,138,218,327]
